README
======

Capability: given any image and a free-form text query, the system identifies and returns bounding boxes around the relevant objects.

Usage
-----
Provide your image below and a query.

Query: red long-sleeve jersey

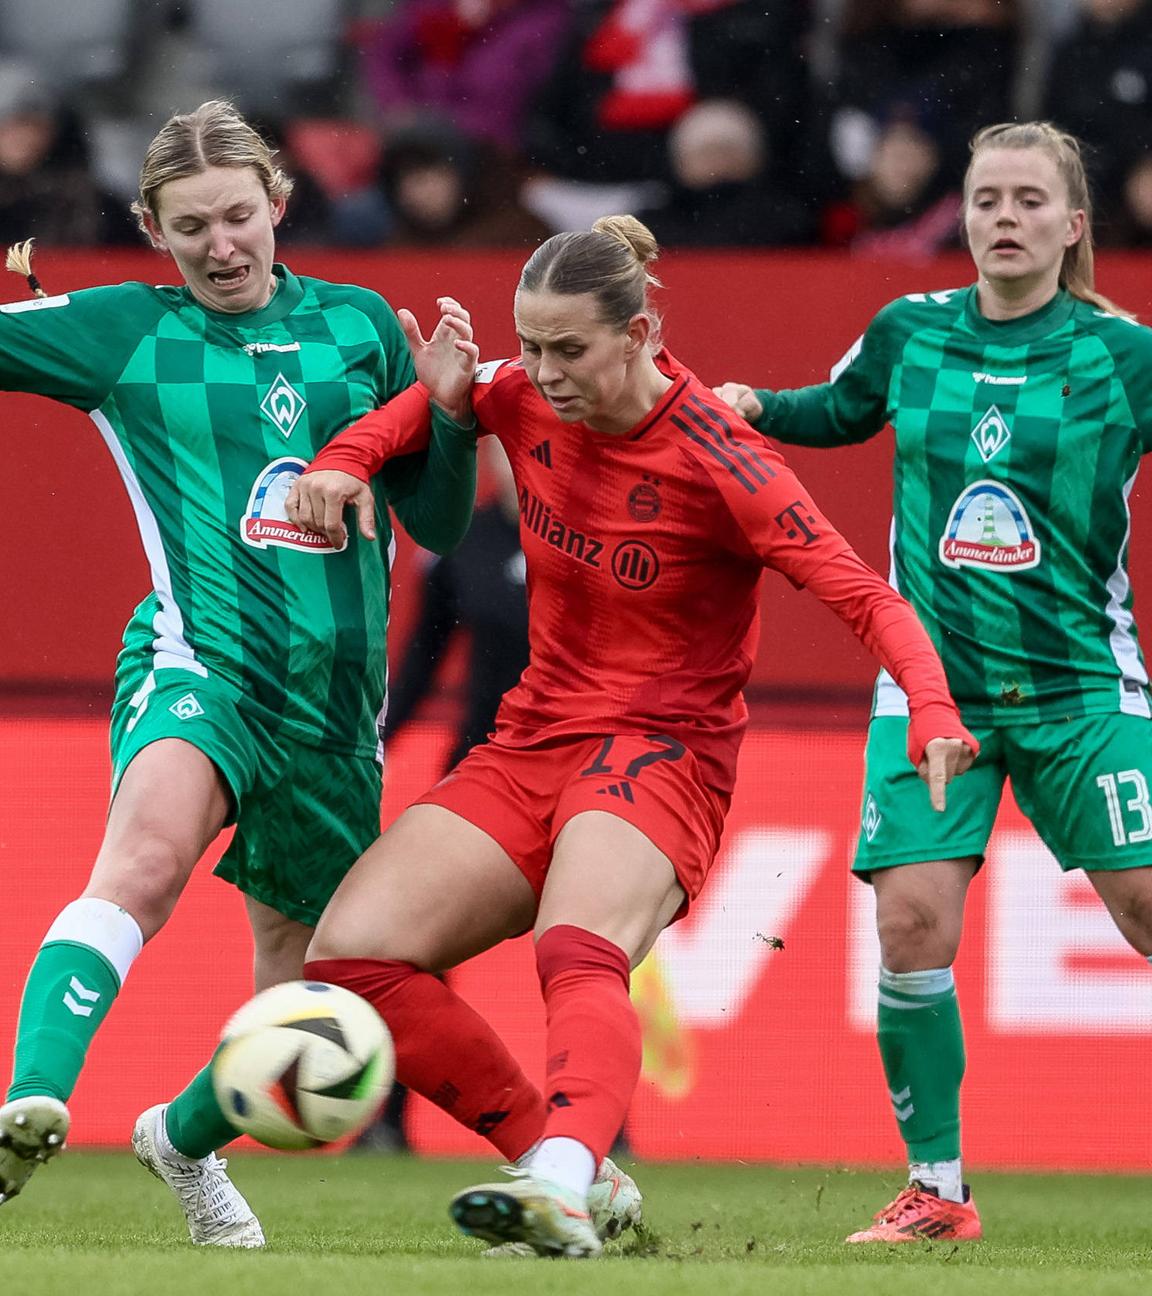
[308,351,974,793]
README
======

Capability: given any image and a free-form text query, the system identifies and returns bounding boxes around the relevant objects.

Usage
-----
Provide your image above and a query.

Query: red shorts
[415,732,730,911]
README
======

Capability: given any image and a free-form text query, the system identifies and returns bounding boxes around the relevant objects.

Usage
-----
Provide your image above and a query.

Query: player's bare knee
[90,834,194,928]
[877,900,958,971]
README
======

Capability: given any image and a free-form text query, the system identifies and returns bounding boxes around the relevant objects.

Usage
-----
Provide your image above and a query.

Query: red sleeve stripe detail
[671,412,761,493]
[670,399,777,495]
[685,394,779,482]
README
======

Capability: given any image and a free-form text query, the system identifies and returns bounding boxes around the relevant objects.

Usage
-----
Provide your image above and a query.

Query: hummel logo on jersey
[243,341,301,356]
[260,372,307,438]
[596,780,635,803]
[972,371,1026,386]
[971,405,1011,463]
[529,440,553,468]
[169,693,205,720]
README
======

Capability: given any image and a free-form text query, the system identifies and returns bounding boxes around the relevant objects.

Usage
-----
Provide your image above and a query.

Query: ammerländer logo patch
[241,457,343,553]
[939,479,1040,572]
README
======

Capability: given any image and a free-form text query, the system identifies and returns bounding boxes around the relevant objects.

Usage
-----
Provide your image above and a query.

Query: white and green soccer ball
[212,980,394,1151]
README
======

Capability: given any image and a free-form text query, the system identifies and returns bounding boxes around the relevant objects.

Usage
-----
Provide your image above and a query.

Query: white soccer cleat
[132,1103,264,1248]
[588,1155,643,1241]
[0,1096,70,1202]
[481,1156,643,1257]
[451,1167,602,1258]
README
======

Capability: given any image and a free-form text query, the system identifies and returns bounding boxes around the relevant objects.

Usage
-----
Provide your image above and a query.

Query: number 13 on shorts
[1096,770,1152,847]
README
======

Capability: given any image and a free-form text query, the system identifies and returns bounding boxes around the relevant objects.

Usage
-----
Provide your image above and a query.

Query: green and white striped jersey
[4,264,473,756]
[754,286,1152,725]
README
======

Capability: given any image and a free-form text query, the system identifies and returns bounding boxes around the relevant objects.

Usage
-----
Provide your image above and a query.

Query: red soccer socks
[304,957,546,1160]
[533,925,641,1164]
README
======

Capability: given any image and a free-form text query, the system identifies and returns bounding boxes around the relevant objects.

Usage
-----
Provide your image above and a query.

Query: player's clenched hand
[917,736,976,813]
[285,470,376,549]
[712,382,764,423]
[397,297,480,427]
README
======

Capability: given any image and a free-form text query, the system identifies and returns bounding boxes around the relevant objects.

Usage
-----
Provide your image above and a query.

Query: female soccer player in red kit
[288,216,978,1258]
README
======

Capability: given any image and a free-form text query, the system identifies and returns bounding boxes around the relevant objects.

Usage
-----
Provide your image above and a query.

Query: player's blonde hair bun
[593,215,659,265]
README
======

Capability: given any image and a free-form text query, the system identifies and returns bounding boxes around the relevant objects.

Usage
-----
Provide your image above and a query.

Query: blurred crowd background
[0,0,1149,257]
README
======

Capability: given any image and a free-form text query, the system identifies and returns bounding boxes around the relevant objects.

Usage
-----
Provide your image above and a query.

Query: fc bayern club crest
[627,478,662,522]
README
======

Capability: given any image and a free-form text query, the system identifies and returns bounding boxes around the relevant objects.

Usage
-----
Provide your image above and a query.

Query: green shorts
[855,712,1152,876]
[109,664,382,925]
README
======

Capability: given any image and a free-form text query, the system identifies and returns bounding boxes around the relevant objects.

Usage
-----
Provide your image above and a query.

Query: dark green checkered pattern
[756,286,1152,726]
[0,267,416,755]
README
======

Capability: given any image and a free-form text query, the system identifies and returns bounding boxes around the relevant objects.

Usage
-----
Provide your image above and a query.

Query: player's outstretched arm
[383,401,479,555]
[801,550,978,811]
[712,306,900,447]
[296,295,479,486]
[697,401,975,808]
[305,381,437,482]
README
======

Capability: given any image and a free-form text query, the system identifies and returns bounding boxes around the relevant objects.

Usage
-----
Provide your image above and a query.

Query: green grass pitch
[1,1152,1149,1295]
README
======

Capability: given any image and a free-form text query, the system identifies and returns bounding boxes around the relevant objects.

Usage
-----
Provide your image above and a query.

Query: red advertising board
[3,250,1151,707]
[3,717,1150,1170]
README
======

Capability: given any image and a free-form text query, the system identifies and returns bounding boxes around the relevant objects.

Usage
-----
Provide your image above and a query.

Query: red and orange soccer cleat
[845,1181,982,1244]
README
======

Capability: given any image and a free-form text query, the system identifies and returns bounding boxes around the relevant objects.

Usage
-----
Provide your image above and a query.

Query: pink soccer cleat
[845,1181,982,1244]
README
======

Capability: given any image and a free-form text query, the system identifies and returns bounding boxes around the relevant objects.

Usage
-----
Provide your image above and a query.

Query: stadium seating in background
[0,0,139,95]
[819,118,962,258]
[186,0,352,116]
[0,56,137,245]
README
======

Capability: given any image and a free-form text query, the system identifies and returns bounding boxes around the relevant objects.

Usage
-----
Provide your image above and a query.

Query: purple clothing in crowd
[362,0,573,151]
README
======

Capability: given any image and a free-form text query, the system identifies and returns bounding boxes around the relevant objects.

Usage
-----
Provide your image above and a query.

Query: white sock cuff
[43,898,144,987]
[527,1136,597,1197]
[909,1158,964,1203]
[879,965,955,997]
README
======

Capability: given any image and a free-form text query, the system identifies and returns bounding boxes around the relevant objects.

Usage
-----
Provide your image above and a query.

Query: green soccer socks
[8,898,143,1101]
[876,965,965,1167]
[164,1057,238,1159]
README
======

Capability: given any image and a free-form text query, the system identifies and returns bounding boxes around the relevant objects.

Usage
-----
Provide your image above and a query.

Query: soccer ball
[212,980,394,1151]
